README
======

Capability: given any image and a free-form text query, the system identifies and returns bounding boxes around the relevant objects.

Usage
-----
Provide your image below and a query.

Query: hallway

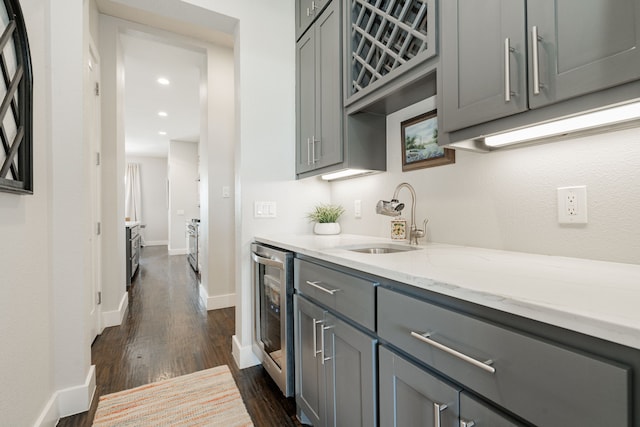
[58,246,299,426]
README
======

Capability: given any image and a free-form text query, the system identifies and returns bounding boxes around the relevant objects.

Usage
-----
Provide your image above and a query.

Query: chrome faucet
[376,182,427,245]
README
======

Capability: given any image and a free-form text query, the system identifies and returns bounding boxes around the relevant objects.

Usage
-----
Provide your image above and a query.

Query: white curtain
[125,163,142,222]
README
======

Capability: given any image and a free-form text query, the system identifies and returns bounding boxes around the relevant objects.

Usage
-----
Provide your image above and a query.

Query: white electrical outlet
[557,186,588,224]
[354,200,362,218]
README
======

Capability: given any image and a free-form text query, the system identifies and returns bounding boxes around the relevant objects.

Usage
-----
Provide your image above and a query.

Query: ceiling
[121,33,204,157]
[96,0,236,158]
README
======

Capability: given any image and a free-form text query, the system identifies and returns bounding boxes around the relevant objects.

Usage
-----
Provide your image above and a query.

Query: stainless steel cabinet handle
[531,25,542,95]
[433,402,448,427]
[461,420,476,427]
[504,37,515,102]
[321,325,334,365]
[251,252,284,269]
[311,136,318,164]
[305,280,340,295]
[313,319,323,358]
[410,331,496,374]
[307,138,312,165]
[306,7,311,17]
[311,1,318,12]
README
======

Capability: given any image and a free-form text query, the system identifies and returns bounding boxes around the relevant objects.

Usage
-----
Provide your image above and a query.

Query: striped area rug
[92,365,253,426]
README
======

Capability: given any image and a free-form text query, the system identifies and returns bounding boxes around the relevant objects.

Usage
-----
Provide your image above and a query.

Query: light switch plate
[254,201,276,218]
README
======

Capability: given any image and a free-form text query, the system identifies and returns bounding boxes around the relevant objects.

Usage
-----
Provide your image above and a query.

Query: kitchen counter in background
[254,234,640,350]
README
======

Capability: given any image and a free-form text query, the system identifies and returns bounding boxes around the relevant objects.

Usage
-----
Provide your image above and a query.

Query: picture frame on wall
[401,109,455,172]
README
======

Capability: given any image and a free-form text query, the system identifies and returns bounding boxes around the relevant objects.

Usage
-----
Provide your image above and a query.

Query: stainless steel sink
[344,244,420,254]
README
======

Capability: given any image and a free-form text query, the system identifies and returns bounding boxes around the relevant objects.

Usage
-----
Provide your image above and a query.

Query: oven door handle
[251,252,285,269]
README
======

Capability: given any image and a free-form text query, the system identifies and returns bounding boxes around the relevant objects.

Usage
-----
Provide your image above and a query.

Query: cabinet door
[459,392,524,427]
[296,30,316,174]
[528,0,640,108]
[324,313,376,427]
[379,346,460,427]
[294,295,327,426]
[442,0,527,132]
[296,0,315,40]
[313,0,343,170]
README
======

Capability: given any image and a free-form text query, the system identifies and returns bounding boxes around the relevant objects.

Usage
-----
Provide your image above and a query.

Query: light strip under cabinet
[321,169,371,181]
[484,101,640,147]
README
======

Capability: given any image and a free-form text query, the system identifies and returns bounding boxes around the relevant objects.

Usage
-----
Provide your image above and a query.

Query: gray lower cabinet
[377,286,630,427]
[442,0,640,132]
[294,294,376,427]
[294,294,326,426]
[296,0,343,175]
[380,346,524,427]
[379,346,460,427]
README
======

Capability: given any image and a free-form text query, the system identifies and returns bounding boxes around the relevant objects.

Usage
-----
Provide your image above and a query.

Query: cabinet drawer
[377,287,630,427]
[295,258,375,330]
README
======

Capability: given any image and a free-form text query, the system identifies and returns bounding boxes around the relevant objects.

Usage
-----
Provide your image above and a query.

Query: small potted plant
[307,203,345,235]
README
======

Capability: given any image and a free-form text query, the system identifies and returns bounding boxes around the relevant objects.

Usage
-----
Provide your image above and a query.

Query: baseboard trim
[168,248,188,256]
[32,393,59,427]
[34,365,97,426]
[142,240,168,246]
[102,292,128,328]
[208,293,236,310]
[232,335,260,369]
[57,365,96,417]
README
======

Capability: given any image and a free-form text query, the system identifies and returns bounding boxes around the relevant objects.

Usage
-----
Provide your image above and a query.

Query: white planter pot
[314,222,341,235]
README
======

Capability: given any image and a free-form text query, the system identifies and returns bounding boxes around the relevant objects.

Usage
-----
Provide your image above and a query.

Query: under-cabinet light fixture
[321,169,370,181]
[484,100,640,147]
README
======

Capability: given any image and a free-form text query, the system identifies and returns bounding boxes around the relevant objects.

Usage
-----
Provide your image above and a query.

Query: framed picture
[401,110,454,172]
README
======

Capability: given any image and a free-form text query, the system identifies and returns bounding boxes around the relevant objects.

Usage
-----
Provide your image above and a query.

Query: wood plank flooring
[58,245,300,427]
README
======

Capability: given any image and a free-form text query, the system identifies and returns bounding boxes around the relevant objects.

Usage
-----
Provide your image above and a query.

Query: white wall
[1,0,96,425]
[198,43,236,309]
[0,1,54,424]
[331,97,640,265]
[99,15,128,328]
[126,156,169,245]
[168,140,199,254]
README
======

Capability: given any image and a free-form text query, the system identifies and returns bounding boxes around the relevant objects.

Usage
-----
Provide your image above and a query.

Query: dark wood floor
[58,246,300,427]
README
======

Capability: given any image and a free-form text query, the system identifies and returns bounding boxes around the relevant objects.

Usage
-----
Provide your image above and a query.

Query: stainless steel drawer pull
[433,402,448,427]
[410,331,496,374]
[313,319,323,358]
[460,420,476,427]
[305,280,340,295]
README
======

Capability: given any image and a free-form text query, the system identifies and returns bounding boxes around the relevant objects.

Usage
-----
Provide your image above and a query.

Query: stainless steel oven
[251,243,294,397]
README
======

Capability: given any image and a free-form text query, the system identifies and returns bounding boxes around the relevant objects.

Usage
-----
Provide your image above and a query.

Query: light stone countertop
[254,233,640,350]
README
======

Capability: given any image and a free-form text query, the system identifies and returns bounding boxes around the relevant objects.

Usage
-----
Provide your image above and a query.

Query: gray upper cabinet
[296,0,343,175]
[528,0,640,109]
[442,0,640,132]
[441,0,527,132]
[296,0,331,41]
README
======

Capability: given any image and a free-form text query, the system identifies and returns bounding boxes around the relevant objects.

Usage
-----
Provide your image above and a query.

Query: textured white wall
[168,140,199,253]
[198,43,236,302]
[0,0,55,424]
[126,156,169,244]
[331,98,640,265]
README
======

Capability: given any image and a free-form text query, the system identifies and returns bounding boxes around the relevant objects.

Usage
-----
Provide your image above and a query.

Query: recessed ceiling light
[157,77,170,85]
[158,131,167,136]
[158,111,168,117]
